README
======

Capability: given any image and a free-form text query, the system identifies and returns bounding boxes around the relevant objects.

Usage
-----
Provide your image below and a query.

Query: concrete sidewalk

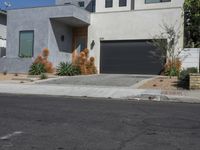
[0,83,200,103]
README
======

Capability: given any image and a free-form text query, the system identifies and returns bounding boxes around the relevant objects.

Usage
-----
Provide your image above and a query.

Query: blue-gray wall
[56,0,96,12]
[50,20,72,53]
[2,5,90,73]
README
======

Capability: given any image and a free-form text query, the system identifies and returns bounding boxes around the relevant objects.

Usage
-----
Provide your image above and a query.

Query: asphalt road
[0,94,200,150]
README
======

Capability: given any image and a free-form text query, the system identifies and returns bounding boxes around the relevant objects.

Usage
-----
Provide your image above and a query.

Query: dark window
[19,31,34,58]
[145,0,171,4]
[105,0,113,8]
[86,0,96,12]
[119,0,127,7]
[78,1,85,7]
[91,0,96,12]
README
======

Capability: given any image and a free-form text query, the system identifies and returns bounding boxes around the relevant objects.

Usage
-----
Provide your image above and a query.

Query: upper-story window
[119,0,127,7]
[145,0,171,4]
[78,1,85,7]
[105,0,113,8]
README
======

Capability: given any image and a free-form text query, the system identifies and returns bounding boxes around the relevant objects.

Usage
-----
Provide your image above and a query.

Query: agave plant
[57,62,81,76]
[29,63,46,75]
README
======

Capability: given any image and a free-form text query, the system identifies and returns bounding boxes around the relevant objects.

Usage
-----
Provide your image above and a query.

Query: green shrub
[165,66,180,77]
[57,62,81,76]
[40,73,48,80]
[29,63,46,75]
[179,67,198,81]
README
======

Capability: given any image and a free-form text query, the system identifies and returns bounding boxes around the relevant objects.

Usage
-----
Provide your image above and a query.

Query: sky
[0,0,55,10]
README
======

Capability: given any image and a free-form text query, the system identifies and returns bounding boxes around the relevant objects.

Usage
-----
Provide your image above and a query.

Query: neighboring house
[0,10,6,57]
[1,0,184,74]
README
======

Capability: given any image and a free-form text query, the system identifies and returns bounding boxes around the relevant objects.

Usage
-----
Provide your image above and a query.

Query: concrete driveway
[38,74,155,87]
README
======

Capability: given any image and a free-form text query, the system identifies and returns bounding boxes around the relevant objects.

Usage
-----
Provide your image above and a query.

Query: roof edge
[0,10,7,15]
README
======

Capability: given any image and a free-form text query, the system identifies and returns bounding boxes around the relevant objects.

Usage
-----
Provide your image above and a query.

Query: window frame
[105,0,113,8]
[91,0,96,12]
[145,0,171,4]
[78,1,85,7]
[19,30,34,58]
[119,0,127,7]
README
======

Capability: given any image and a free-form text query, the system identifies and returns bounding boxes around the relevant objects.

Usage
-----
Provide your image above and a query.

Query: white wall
[180,48,200,70]
[95,0,184,13]
[88,7,184,72]
[56,0,185,13]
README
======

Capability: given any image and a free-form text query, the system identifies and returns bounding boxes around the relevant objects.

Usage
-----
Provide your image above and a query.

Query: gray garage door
[100,40,165,75]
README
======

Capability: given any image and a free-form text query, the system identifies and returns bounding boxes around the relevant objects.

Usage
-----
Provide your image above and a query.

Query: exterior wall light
[61,35,65,42]
[91,40,95,49]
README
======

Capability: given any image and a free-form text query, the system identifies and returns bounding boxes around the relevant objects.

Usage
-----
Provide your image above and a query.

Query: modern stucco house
[0,10,6,57]
[0,0,184,74]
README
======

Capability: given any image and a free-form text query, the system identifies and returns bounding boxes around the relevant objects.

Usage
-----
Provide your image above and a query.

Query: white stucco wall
[88,7,184,72]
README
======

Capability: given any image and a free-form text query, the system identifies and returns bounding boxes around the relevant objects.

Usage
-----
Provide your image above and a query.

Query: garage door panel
[103,64,160,74]
[100,40,164,74]
[103,58,156,64]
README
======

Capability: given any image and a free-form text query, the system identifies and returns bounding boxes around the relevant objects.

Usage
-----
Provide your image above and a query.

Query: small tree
[184,0,200,48]
[0,1,11,10]
[150,23,183,77]
[73,48,97,75]
[29,48,54,75]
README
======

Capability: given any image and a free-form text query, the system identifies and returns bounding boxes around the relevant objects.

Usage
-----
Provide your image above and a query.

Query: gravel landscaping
[139,76,185,90]
[0,73,27,81]
[0,73,57,83]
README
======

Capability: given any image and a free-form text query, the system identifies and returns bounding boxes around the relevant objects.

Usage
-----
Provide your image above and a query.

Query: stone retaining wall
[190,73,200,89]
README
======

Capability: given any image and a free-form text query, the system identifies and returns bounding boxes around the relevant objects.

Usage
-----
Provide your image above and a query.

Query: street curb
[126,94,200,104]
[0,83,199,104]
[165,95,200,103]
[0,91,199,104]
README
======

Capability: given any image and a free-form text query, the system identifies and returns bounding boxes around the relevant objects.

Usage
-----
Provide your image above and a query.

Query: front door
[75,36,87,53]
[72,27,88,63]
